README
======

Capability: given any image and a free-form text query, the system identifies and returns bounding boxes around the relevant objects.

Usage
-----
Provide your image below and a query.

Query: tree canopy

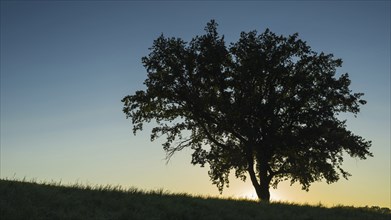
[122,20,372,202]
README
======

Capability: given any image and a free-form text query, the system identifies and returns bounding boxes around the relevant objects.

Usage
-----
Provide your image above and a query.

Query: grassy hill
[0,179,389,220]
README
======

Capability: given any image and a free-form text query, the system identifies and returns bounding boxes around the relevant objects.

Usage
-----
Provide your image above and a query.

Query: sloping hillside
[0,179,389,220]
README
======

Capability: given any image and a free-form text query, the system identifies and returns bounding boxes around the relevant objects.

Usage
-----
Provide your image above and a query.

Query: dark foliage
[122,20,372,202]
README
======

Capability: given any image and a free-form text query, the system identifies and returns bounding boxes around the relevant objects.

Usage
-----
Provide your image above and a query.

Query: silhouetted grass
[0,179,389,220]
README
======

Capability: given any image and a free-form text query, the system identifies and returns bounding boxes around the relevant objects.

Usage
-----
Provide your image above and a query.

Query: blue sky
[1,1,390,207]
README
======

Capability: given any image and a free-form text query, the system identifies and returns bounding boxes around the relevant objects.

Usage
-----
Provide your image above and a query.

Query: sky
[1,0,390,208]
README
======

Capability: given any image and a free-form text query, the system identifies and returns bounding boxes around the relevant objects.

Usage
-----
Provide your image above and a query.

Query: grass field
[0,179,389,220]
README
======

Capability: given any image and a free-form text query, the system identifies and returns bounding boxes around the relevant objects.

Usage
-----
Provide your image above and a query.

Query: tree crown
[122,20,372,194]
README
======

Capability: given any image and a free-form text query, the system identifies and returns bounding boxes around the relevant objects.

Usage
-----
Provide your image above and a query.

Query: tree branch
[165,138,193,164]
[198,122,231,151]
[200,110,249,144]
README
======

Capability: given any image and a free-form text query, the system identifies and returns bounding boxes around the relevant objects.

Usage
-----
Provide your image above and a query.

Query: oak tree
[122,20,372,202]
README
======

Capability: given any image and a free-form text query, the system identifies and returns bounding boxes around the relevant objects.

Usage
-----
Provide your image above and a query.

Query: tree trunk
[245,144,271,203]
[258,178,270,202]
[248,168,271,202]
[257,160,271,202]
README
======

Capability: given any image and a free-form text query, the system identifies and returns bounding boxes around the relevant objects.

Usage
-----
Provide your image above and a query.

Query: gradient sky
[1,1,390,208]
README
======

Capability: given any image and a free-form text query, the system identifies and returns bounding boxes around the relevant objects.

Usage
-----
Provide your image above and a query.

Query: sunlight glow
[241,188,286,202]
[270,190,284,202]
[242,191,258,201]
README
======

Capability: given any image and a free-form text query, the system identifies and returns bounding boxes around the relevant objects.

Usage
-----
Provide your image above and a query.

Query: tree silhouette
[122,20,372,202]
